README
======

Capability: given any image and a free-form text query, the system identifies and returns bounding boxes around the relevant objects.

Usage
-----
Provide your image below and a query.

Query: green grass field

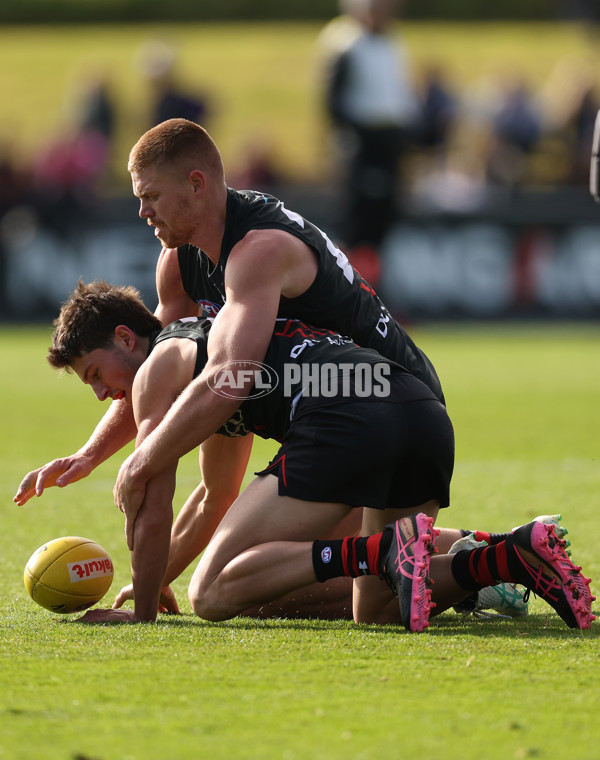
[1,21,599,184]
[1,324,600,760]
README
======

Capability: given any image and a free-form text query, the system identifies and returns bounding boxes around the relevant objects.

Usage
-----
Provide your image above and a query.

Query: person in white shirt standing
[323,0,419,257]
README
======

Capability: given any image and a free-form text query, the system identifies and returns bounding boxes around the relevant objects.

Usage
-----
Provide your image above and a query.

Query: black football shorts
[256,373,454,510]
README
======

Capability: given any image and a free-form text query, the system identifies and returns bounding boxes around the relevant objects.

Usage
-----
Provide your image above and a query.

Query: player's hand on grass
[113,583,181,614]
[13,455,94,505]
[78,608,139,624]
[158,585,181,614]
[112,583,135,609]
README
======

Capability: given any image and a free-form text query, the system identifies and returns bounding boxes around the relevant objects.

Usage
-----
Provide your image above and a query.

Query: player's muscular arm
[114,232,291,542]
[122,228,310,476]
[126,338,196,620]
[14,248,196,507]
[155,247,200,324]
[112,431,254,614]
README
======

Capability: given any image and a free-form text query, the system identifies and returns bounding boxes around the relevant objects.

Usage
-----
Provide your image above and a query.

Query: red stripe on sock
[341,536,351,577]
[351,538,360,576]
[366,534,382,575]
[494,541,514,583]
[469,547,496,587]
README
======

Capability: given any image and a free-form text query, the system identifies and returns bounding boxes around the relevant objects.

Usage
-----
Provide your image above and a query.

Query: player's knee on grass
[188,578,233,622]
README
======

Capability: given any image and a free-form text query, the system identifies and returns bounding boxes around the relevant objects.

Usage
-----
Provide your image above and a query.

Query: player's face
[131,165,198,249]
[71,344,141,404]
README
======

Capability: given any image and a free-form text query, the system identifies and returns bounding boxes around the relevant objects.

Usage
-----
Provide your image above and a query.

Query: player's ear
[114,325,136,350]
[189,169,206,195]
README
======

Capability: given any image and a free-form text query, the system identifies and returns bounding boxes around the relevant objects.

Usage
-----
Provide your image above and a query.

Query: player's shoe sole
[474,582,529,619]
[505,521,595,629]
[380,513,439,633]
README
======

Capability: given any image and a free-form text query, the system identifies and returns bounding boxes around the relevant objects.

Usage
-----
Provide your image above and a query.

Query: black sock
[462,530,509,545]
[312,530,392,582]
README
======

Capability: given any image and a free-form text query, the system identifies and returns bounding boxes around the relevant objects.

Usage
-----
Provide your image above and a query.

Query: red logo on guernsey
[198,300,222,318]
[67,558,113,583]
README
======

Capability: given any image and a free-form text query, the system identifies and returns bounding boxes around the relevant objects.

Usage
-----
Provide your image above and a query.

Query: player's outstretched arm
[16,247,195,509]
[14,456,95,506]
[13,400,137,506]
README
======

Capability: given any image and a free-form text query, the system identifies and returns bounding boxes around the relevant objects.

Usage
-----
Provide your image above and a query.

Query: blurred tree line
[0,0,575,24]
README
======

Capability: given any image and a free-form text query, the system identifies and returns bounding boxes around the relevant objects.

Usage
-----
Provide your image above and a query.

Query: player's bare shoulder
[133,333,197,422]
[229,228,317,298]
[156,247,199,323]
[156,247,180,281]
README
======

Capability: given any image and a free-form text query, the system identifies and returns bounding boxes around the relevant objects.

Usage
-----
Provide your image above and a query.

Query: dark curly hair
[48,279,162,370]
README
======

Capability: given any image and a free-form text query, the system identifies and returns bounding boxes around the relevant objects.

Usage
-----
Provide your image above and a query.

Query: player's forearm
[76,400,137,468]
[131,472,175,621]
[132,380,241,483]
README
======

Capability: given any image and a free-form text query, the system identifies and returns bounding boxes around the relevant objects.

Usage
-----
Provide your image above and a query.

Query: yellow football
[24,536,114,614]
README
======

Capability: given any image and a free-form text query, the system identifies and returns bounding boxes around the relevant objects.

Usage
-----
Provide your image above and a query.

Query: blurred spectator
[565,82,599,185]
[315,0,363,66]
[26,70,119,232]
[30,128,108,231]
[415,64,457,151]
[537,55,600,187]
[494,82,541,153]
[135,39,211,127]
[72,73,116,144]
[0,142,31,216]
[486,78,542,187]
[320,0,419,263]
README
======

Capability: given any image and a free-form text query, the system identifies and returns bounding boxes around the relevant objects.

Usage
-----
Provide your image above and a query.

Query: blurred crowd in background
[0,35,214,235]
[0,0,598,257]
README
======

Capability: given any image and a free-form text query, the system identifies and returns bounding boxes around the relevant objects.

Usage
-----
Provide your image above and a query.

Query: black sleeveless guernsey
[176,188,443,403]
[149,317,436,443]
